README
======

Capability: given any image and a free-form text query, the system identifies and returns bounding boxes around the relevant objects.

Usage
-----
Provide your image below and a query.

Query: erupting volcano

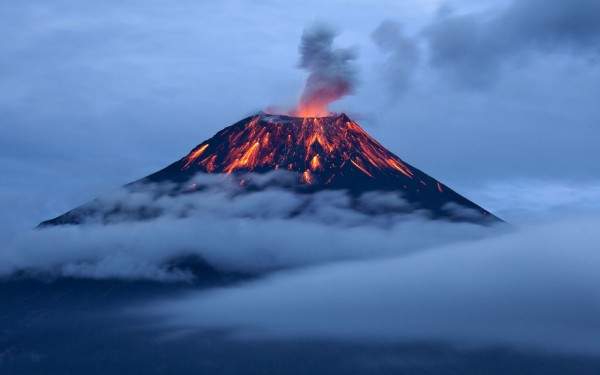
[40,111,499,226]
[149,112,437,190]
[39,25,498,226]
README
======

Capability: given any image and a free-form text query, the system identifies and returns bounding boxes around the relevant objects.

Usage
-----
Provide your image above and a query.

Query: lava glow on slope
[40,112,500,227]
[181,113,419,187]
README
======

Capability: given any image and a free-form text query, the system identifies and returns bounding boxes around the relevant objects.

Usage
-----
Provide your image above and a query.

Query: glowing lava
[293,77,353,117]
[39,111,500,227]
[180,112,421,187]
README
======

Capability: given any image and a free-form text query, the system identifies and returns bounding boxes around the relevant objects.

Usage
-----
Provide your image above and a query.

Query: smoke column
[295,25,357,117]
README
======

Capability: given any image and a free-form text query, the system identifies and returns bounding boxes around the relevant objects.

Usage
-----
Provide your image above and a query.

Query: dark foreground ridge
[40,112,500,226]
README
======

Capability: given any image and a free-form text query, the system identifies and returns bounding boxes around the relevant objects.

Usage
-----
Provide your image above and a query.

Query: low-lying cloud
[1,174,492,281]
[148,215,600,355]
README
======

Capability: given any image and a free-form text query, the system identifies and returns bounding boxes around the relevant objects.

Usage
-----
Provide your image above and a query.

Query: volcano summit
[40,112,499,226]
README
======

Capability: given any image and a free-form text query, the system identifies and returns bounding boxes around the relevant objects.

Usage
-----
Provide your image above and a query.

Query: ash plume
[296,25,357,116]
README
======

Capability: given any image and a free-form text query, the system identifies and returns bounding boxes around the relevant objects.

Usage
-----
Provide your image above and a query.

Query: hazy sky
[1,0,599,230]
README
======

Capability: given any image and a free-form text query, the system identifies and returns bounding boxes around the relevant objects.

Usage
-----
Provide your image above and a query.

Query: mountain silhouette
[40,112,499,226]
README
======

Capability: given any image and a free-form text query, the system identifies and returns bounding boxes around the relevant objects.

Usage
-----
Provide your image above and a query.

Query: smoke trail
[296,25,357,116]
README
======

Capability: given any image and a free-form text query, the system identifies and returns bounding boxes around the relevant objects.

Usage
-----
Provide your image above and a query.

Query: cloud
[147,215,600,355]
[371,20,420,98]
[465,179,600,223]
[424,0,600,87]
[370,0,600,90]
[0,175,493,281]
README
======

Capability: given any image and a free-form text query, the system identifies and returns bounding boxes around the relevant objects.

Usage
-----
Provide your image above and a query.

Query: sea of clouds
[1,171,599,357]
[1,173,494,281]
[147,214,600,355]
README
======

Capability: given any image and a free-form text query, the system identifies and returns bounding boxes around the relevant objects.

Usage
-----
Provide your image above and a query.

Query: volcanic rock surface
[40,112,499,226]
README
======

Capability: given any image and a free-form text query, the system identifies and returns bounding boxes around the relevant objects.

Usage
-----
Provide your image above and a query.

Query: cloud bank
[148,215,600,355]
[1,174,492,281]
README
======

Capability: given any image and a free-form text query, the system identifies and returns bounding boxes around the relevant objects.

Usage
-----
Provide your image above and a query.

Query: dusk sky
[2,0,600,233]
[1,1,600,373]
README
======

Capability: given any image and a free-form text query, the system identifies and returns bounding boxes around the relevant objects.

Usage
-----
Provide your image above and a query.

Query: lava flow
[141,111,496,221]
[179,112,415,186]
[39,111,499,227]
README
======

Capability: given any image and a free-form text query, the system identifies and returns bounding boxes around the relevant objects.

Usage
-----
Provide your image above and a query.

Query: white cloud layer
[147,215,600,355]
[0,176,493,281]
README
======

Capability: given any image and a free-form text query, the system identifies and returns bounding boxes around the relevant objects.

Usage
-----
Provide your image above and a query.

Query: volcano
[40,112,499,226]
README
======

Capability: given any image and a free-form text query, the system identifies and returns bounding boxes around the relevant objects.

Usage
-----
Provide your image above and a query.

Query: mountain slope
[40,112,499,226]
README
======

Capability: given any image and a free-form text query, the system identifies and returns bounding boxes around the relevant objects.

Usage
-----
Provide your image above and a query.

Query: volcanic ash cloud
[295,25,357,117]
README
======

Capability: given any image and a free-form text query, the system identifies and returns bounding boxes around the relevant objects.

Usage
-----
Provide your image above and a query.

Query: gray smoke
[427,0,600,87]
[296,24,357,114]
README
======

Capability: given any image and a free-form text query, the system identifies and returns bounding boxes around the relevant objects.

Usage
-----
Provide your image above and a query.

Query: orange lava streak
[202,154,217,172]
[182,114,418,185]
[351,159,373,177]
[310,155,321,171]
[386,158,414,178]
[300,118,335,155]
[345,121,367,135]
[183,143,209,169]
[302,170,314,184]
[262,132,271,147]
[224,141,260,173]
